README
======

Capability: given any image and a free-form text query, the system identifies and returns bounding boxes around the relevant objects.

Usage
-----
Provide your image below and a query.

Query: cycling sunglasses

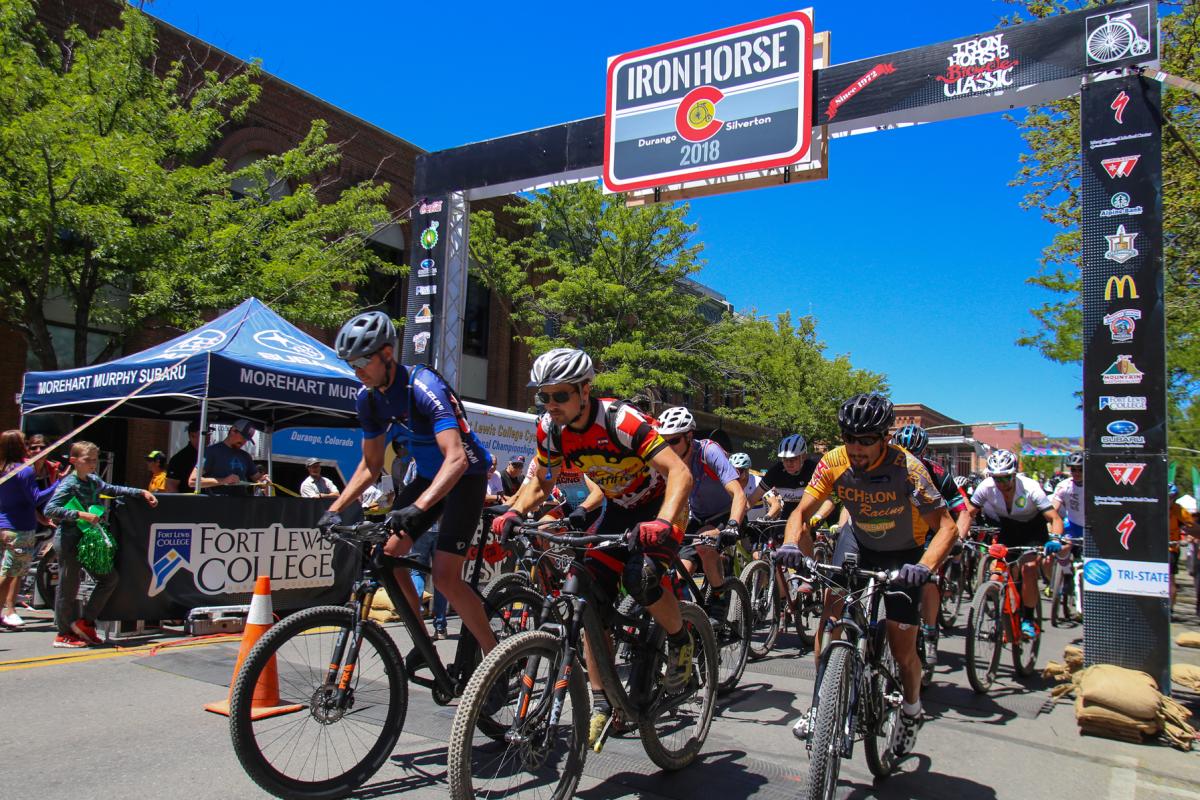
[347,350,380,370]
[841,433,883,446]
[664,435,688,446]
[536,389,575,404]
[994,474,1015,483]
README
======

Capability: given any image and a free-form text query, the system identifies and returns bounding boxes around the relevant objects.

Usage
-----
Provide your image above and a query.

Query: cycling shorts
[679,511,729,563]
[994,515,1049,548]
[830,531,923,626]
[580,502,676,606]
[392,473,487,556]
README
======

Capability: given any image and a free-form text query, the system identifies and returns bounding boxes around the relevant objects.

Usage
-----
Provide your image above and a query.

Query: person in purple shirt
[656,407,747,607]
[0,430,59,628]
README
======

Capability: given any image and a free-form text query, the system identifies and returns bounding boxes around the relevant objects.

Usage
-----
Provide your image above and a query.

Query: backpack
[545,398,656,459]
[365,363,477,450]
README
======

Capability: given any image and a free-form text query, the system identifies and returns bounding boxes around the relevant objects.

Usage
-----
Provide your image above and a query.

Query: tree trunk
[23,301,58,372]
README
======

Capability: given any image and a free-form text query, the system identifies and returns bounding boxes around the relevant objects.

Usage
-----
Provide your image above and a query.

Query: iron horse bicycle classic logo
[1085,5,1152,65]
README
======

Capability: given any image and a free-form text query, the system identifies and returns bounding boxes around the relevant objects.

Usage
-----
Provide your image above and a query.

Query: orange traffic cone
[205,576,304,720]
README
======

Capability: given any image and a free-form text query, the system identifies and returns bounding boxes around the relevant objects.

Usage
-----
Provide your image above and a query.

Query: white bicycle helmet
[657,406,696,436]
[730,452,752,470]
[528,348,594,388]
[777,433,808,458]
[986,449,1018,477]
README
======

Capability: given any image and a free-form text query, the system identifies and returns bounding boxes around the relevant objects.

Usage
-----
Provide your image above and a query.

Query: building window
[229,152,291,201]
[464,276,490,358]
[359,223,407,319]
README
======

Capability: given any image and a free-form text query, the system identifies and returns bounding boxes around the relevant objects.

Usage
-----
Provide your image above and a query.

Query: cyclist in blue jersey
[318,311,497,652]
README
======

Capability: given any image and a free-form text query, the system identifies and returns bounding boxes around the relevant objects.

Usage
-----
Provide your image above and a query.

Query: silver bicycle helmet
[777,433,808,458]
[730,452,752,470]
[335,311,397,361]
[986,449,1018,477]
[528,348,595,388]
[657,406,696,436]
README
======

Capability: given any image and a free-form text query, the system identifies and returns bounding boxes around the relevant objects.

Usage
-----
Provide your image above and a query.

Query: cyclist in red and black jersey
[492,348,694,748]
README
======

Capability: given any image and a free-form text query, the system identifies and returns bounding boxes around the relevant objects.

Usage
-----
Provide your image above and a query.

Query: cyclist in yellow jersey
[777,393,958,756]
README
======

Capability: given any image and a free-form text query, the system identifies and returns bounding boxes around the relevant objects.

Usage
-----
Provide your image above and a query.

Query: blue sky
[145,0,1083,436]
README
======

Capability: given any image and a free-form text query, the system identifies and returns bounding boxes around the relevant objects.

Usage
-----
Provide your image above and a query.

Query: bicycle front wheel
[705,578,751,694]
[1013,595,1042,677]
[965,582,1004,694]
[805,645,853,800]
[447,630,587,800]
[639,601,719,770]
[740,559,779,660]
[229,605,408,800]
[863,640,903,779]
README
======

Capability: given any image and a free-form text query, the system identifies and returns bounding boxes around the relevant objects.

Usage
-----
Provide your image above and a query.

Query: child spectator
[45,441,158,648]
[0,430,58,628]
[146,451,168,492]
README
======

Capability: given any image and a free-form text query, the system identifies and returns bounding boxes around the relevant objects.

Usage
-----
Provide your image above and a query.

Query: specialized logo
[147,522,335,596]
[1101,419,1145,448]
[1104,274,1138,300]
[1101,355,1143,384]
[1106,462,1145,485]
[1111,90,1129,123]
[1102,308,1141,342]
[675,86,723,142]
[1116,513,1136,550]
[1101,155,1140,178]
[420,221,440,250]
[254,330,325,362]
[414,304,433,324]
[1101,191,1143,218]
[1104,224,1138,264]
[148,328,227,361]
[1083,559,1113,586]
[1100,395,1147,411]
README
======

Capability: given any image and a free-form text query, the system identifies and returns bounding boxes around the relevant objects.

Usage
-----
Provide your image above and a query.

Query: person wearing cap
[300,458,340,499]
[145,451,168,492]
[500,455,525,499]
[188,419,267,496]
[165,420,206,493]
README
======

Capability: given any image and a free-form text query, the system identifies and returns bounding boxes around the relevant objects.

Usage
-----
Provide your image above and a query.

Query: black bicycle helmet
[893,424,928,456]
[335,311,397,361]
[1065,451,1084,468]
[838,392,894,436]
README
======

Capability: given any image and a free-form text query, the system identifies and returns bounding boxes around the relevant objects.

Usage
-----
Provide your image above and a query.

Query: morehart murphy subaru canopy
[21,297,362,429]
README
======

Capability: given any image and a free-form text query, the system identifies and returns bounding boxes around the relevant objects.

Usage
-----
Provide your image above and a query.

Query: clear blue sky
[145,0,1083,437]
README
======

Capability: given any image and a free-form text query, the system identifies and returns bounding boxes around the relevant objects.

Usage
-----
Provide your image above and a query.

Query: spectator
[26,434,63,491]
[300,458,339,499]
[146,451,168,492]
[500,455,525,498]
[165,420,205,493]
[45,441,157,648]
[188,420,266,496]
[0,430,58,629]
[409,523,450,639]
[360,470,395,512]
[485,454,505,506]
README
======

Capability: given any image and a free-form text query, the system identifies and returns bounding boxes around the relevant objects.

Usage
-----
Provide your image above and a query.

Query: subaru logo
[1106,419,1138,436]
[1083,560,1112,586]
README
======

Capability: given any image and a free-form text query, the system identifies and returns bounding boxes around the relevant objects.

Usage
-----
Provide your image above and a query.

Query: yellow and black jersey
[804,444,946,551]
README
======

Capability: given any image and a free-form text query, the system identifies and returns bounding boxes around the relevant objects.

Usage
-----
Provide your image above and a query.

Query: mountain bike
[1047,535,1083,627]
[446,524,718,800]
[964,541,1043,694]
[800,555,922,800]
[228,518,545,800]
[740,518,828,659]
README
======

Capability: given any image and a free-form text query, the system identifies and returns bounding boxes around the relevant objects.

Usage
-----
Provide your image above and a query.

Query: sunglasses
[347,351,380,370]
[842,433,882,446]
[536,389,574,404]
[994,474,1015,483]
[665,435,687,446]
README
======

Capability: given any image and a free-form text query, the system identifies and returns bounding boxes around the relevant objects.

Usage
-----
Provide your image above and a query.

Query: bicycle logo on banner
[1085,5,1152,66]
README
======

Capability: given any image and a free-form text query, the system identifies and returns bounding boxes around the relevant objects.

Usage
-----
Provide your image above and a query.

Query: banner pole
[193,398,210,495]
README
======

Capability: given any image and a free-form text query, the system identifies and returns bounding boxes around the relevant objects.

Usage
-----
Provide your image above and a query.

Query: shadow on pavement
[355,746,448,797]
[576,748,769,800]
[720,680,806,721]
[843,753,998,800]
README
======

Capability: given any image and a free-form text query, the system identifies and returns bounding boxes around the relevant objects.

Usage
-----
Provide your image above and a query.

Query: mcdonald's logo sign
[1105,275,1138,300]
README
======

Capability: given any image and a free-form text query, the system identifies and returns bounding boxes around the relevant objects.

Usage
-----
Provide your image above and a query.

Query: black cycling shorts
[995,515,1049,548]
[679,511,728,564]
[830,531,923,626]
[581,503,674,605]
[392,473,487,556]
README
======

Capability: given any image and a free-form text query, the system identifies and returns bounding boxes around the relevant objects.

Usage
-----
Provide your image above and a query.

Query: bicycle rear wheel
[704,578,751,694]
[938,564,963,631]
[447,631,587,800]
[863,639,903,779]
[965,582,1004,694]
[1013,596,1042,677]
[639,602,719,770]
[229,606,407,800]
[739,559,779,660]
[805,645,853,800]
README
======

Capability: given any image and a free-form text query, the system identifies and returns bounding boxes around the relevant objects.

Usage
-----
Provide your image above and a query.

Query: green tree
[712,311,888,447]
[468,182,715,402]
[0,2,398,370]
[1007,0,1200,408]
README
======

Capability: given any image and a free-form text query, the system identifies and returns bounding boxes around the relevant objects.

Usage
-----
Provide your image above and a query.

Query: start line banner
[99,494,358,621]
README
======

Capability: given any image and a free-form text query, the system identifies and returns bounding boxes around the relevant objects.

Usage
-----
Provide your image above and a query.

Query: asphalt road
[3,585,1199,800]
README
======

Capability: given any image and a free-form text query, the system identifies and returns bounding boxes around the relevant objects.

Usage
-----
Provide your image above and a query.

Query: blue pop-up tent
[21,297,361,429]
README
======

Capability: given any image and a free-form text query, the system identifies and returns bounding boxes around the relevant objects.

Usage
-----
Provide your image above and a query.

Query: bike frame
[979,542,1041,645]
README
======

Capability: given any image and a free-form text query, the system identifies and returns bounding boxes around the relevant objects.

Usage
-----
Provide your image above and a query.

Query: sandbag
[368,607,398,624]
[1077,664,1160,721]
[371,587,396,612]
[1172,663,1200,693]
[1064,644,1084,671]
[1177,632,1200,649]
[1075,696,1159,736]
